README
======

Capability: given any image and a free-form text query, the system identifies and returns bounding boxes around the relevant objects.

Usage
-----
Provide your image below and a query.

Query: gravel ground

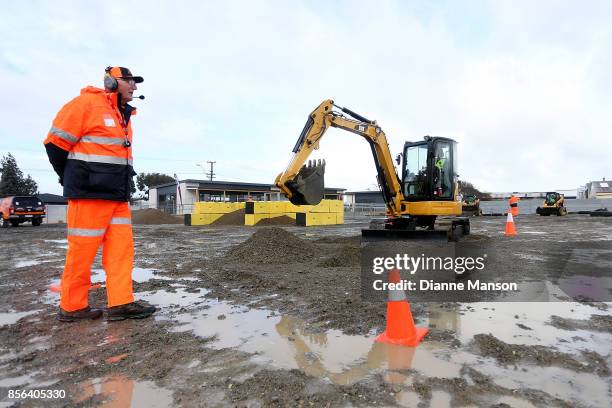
[0,214,610,407]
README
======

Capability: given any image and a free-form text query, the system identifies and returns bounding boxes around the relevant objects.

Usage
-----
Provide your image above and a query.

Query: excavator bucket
[286,160,325,205]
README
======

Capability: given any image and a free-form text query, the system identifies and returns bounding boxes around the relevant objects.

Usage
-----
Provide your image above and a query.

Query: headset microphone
[133,95,145,100]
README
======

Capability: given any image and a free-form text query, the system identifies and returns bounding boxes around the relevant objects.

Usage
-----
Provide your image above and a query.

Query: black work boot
[106,301,157,321]
[57,306,103,322]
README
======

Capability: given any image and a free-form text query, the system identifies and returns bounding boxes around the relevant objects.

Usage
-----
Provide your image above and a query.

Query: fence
[345,203,387,217]
[129,201,194,215]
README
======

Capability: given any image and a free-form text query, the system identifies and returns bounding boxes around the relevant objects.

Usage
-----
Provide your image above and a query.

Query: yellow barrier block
[190,213,225,225]
[244,214,256,226]
[253,202,286,214]
[310,200,330,213]
[282,202,310,213]
[328,200,344,213]
[231,202,246,211]
[193,202,245,214]
[288,199,342,213]
[335,211,344,224]
[296,212,337,226]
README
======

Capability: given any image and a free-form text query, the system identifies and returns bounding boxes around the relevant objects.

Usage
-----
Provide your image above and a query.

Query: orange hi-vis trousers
[61,199,134,312]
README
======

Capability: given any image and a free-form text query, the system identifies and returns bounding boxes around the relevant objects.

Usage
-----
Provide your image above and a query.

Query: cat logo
[356,124,368,132]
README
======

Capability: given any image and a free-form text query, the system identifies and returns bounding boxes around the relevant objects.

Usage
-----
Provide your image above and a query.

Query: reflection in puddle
[75,375,172,408]
[174,305,430,386]
[164,293,611,407]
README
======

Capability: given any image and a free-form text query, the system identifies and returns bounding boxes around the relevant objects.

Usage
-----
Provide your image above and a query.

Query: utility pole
[206,161,216,182]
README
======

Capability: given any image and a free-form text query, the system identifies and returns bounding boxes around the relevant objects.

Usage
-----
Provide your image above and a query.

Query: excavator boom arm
[275,99,405,214]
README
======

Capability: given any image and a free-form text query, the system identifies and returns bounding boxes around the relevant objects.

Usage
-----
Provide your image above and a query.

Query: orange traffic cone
[376,269,428,347]
[505,212,517,236]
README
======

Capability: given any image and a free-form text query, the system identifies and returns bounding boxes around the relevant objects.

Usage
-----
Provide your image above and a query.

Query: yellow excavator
[275,99,469,239]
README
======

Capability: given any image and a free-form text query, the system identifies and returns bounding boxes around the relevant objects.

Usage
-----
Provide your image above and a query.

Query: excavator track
[362,216,470,241]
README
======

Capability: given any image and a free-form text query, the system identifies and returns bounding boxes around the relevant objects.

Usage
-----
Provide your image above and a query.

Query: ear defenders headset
[104,66,118,92]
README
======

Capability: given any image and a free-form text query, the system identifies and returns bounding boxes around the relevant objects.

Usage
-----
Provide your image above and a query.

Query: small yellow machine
[275,99,469,239]
[536,192,567,216]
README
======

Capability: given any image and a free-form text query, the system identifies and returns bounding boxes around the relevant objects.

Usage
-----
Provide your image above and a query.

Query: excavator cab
[402,137,458,202]
[375,135,466,236]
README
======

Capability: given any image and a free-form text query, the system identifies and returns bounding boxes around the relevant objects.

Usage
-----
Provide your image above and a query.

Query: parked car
[0,196,46,227]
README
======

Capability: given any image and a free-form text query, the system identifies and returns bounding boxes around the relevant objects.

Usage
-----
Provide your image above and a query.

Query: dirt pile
[210,209,245,226]
[132,208,182,225]
[224,227,315,264]
[318,245,360,267]
[256,215,295,226]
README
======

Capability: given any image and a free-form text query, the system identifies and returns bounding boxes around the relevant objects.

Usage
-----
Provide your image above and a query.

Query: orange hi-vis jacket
[44,86,136,202]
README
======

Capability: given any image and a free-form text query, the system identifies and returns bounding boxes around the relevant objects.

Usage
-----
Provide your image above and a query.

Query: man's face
[116,77,137,104]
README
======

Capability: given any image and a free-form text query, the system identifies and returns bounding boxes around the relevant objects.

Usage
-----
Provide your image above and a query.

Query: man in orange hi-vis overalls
[44,66,156,322]
[509,194,520,217]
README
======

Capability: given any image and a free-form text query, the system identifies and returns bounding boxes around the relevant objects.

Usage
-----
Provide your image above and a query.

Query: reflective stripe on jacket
[44,86,136,201]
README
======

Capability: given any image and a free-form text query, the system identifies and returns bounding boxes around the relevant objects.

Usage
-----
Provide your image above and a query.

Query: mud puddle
[454,303,611,355]
[148,284,611,408]
[0,310,40,326]
[170,297,468,387]
[44,267,171,290]
[0,371,57,388]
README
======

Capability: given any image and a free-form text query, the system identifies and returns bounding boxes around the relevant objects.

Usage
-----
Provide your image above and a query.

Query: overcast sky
[1,0,610,195]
